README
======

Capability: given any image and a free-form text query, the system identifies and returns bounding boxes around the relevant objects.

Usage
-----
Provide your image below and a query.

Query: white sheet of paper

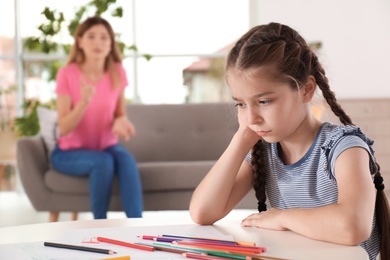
[0,224,235,260]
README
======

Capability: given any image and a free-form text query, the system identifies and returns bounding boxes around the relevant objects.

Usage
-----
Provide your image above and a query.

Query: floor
[0,168,256,228]
[0,191,255,228]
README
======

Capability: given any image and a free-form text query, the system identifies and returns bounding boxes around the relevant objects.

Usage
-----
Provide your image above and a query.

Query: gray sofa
[17,103,257,218]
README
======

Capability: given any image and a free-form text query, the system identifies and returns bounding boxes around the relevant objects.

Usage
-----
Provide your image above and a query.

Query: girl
[51,16,143,219]
[189,22,390,260]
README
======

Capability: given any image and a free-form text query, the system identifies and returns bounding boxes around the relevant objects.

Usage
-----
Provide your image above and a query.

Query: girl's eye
[259,100,271,105]
[234,103,245,108]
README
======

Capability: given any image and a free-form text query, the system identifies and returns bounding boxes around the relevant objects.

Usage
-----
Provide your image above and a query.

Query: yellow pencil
[100,256,131,260]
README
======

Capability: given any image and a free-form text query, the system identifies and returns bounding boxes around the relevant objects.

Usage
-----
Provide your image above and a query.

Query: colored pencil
[161,234,256,246]
[176,241,266,252]
[150,242,250,259]
[137,235,156,240]
[153,237,178,243]
[173,241,265,254]
[146,241,284,260]
[138,241,200,254]
[96,237,154,252]
[44,241,116,255]
[182,252,230,260]
[100,256,131,260]
[140,235,237,245]
[233,253,289,260]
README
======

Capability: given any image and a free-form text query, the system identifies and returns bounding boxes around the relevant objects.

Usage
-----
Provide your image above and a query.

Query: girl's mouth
[255,130,271,136]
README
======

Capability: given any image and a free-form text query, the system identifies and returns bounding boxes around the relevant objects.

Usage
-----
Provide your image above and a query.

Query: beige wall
[249,0,390,99]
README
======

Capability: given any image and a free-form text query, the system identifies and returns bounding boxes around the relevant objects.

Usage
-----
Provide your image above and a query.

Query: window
[2,0,249,105]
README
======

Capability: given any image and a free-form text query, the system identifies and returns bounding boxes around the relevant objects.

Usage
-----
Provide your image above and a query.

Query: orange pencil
[96,237,155,252]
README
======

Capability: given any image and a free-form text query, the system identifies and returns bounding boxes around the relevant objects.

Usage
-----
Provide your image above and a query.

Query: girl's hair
[226,22,390,259]
[67,16,122,88]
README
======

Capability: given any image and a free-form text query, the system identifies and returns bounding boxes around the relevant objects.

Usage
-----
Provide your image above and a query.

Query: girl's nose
[247,107,262,125]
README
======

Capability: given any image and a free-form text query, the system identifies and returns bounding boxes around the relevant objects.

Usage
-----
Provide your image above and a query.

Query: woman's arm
[57,76,95,136]
[57,95,89,137]
[112,91,135,140]
[242,147,376,246]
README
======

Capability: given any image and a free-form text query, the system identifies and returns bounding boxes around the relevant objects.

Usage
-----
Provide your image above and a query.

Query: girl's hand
[237,111,262,145]
[241,208,288,231]
[80,78,95,105]
[112,116,136,141]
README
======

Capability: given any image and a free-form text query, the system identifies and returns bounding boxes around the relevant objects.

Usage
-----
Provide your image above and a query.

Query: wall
[249,0,390,99]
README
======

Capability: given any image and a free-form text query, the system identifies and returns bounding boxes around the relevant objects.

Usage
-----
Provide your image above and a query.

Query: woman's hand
[80,78,95,105]
[112,115,136,141]
[241,208,288,231]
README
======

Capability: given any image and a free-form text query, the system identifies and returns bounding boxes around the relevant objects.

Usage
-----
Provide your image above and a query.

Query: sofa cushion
[138,161,214,192]
[37,106,59,158]
[121,103,238,162]
[45,160,214,194]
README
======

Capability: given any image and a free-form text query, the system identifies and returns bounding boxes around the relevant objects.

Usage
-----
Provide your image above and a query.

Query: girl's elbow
[341,221,372,246]
[189,205,217,225]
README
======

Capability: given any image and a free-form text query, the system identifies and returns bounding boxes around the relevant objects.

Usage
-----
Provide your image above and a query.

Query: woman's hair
[67,16,122,88]
[226,22,390,259]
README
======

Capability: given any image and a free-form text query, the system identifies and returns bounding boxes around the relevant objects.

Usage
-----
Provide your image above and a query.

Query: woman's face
[78,24,112,62]
[228,69,309,144]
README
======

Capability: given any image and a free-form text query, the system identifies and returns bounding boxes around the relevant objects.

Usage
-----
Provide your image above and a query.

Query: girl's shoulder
[320,122,374,153]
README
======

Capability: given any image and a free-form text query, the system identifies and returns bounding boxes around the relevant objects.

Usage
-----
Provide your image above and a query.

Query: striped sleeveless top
[245,122,380,259]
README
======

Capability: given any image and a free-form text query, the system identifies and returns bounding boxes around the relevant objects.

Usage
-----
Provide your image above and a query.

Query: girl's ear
[302,76,316,103]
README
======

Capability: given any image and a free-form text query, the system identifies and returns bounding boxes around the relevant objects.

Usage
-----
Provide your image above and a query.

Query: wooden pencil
[96,237,154,252]
[44,241,116,255]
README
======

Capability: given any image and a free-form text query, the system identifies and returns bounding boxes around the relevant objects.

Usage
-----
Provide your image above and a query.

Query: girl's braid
[312,52,390,259]
[311,54,353,126]
[251,140,268,212]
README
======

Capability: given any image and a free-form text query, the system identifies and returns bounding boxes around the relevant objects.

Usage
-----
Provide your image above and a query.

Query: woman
[51,16,143,219]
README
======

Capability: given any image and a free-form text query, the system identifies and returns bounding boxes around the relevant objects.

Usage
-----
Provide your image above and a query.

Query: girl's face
[78,24,112,62]
[228,69,310,144]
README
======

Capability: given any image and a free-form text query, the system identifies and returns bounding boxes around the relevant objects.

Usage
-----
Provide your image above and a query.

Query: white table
[0,214,368,260]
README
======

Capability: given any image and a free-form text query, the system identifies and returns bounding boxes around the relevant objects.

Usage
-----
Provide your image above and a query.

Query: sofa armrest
[16,135,52,210]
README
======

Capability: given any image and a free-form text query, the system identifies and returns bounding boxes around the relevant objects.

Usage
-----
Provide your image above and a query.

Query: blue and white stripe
[246,122,380,260]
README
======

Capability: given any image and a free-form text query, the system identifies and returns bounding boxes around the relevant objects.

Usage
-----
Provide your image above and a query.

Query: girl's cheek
[237,112,247,125]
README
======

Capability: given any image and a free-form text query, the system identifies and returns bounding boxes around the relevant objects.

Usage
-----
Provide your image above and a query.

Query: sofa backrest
[120,103,238,162]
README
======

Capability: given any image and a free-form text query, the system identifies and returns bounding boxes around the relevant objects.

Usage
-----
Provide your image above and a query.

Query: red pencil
[96,237,155,252]
[137,235,156,240]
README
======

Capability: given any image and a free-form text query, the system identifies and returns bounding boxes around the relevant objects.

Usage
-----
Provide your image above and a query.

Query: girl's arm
[242,147,376,246]
[189,129,259,225]
[112,91,135,140]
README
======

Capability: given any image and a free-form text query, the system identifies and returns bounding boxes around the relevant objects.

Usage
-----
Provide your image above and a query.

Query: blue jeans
[51,144,143,219]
